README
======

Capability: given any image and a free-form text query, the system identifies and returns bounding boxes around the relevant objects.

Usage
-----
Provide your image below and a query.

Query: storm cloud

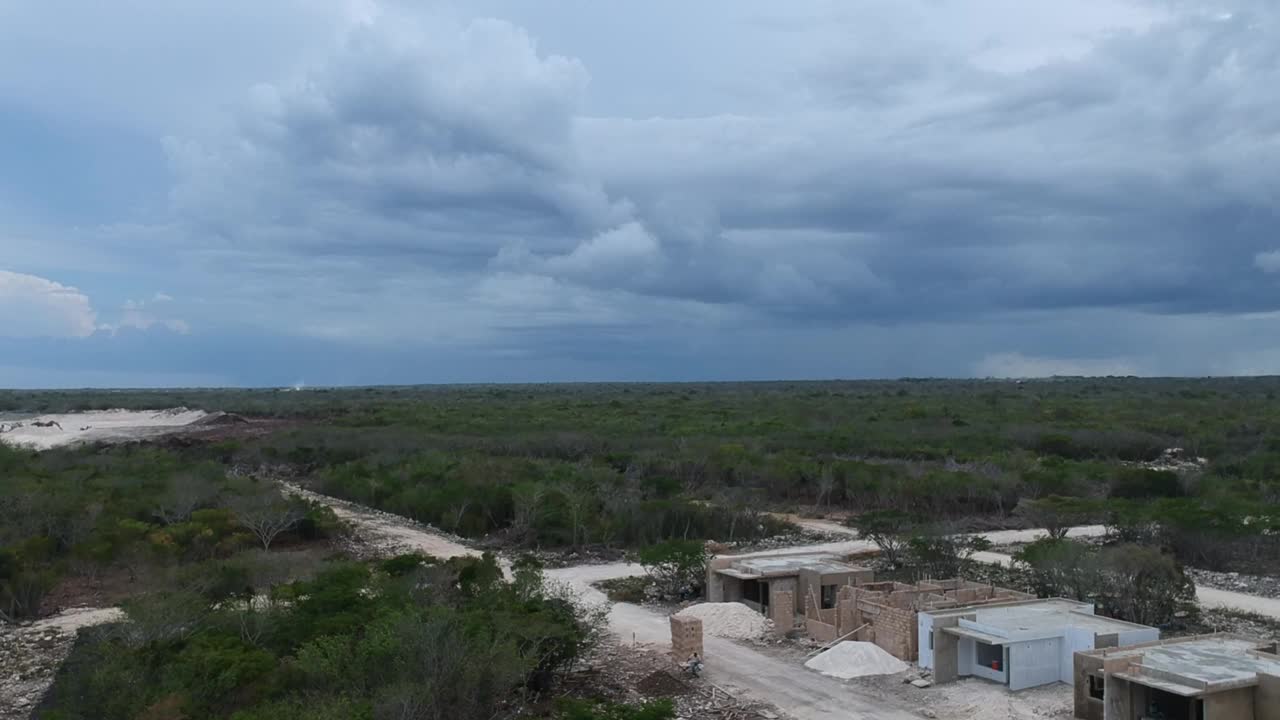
[2,0,1279,385]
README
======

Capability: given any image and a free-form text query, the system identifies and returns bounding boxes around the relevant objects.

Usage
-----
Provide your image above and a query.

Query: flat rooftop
[933,599,1148,643]
[1105,637,1280,695]
[719,554,861,578]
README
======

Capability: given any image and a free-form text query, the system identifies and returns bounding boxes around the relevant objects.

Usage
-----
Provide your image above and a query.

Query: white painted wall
[1118,627,1159,646]
[1062,626,1096,684]
[918,614,936,669]
[958,637,975,677]
[971,663,1005,683]
[1008,638,1061,690]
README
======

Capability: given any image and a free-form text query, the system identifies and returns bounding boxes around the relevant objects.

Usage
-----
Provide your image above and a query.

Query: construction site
[689,544,1280,720]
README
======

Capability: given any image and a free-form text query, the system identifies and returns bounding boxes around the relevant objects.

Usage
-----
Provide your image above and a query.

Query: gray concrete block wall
[1203,687,1254,719]
[1258,673,1280,720]
[670,615,704,662]
[770,590,795,635]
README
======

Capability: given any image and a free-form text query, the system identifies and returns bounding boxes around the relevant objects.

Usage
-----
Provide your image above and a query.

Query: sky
[2,0,1279,387]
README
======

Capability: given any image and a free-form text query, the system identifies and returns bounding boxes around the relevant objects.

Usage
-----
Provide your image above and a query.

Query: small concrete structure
[920,599,1159,691]
[1074,633,1280,720]
[670,615,704,662]
[706,552,872,625]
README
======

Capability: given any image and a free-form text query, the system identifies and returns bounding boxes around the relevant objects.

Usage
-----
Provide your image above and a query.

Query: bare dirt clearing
[0,408,208,449]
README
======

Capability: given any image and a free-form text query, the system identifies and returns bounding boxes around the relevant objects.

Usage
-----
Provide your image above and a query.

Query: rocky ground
[0,607,124,720]
[1188,568,1280,598]
[566,638,788,720]
[1177,607,1280,640]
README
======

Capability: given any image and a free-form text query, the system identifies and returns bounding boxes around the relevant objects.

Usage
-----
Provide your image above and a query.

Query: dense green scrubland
[4,378,1279,718]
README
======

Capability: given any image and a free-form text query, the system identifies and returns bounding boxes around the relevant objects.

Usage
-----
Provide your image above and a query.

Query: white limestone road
[1185,586,1280,617]
[762,519,1280,620]
[546,562,923,720]
[747,519,1110,560]
[279,482,502,568]
[969,548,1280,619]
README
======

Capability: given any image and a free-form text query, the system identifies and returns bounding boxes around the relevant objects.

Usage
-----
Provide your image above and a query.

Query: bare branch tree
[228,495,304,550]
[153,473,215,525]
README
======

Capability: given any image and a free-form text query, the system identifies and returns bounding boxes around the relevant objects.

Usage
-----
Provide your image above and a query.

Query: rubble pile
[0,624,70,719]
[1122,447,1208,474]
[568,639,788,720]
[1,608,122,719]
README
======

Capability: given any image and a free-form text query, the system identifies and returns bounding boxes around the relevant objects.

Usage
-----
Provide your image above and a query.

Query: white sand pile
[0,408,208,450]
[673,602,771,640]
[804,641,909,679]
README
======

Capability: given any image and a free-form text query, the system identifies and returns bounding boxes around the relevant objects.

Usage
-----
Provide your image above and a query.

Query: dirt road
[546,563,923,720]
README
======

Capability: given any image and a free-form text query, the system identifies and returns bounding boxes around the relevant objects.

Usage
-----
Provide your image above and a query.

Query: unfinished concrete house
[920,599,1159,691]
[705,553,872,633]
[707,552,1032,662]
[1074,633,1280,720]
[819,578,1035,661]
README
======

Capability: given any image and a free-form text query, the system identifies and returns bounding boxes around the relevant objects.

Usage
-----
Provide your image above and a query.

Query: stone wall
[670,615,703,662]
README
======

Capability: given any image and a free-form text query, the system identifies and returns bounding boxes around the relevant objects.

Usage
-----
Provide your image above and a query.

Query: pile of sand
[673,602,771,640]
[0,408,208,450]
[804,641,909,679]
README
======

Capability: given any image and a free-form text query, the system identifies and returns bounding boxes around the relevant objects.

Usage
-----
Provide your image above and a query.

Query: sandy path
[546,564,922,720]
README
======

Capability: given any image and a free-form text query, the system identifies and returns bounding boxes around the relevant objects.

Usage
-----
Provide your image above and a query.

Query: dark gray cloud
[3,0,1280,385]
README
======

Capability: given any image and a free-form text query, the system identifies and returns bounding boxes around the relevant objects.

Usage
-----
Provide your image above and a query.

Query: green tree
[850,510,915,568]
[638,539,708,599]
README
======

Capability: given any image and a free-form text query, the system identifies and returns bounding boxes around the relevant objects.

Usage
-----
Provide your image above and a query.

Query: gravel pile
[804,641,908,679]
[674,602,772,640]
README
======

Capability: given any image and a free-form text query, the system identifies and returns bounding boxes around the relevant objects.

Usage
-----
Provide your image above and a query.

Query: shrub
[637,540,708,600]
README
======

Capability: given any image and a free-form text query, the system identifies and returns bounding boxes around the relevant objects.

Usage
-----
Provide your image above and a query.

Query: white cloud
[105,295,191,335]
[974,352,1141,378]
[0,270,98,338]
[1254,250,1280,273]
